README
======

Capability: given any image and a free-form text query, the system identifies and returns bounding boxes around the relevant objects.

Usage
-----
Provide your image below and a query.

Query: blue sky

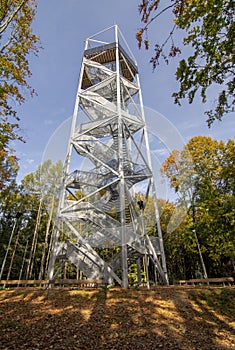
[14,0,234,190]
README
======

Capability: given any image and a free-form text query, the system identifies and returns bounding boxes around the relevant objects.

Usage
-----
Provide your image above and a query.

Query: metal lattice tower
[47,26,168,287]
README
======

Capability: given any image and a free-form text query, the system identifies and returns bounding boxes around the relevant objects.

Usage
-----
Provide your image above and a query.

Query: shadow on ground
[0,286,234,349]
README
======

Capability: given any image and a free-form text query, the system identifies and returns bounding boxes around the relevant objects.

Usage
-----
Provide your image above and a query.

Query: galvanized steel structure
[47,26,168,287]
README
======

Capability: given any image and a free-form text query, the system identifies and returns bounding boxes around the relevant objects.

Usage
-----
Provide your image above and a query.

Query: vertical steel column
[47,49,87,281]
[115,25,128,288]
[137,74,169,285]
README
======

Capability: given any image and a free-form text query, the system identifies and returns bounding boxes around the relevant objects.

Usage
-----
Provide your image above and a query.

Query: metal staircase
[47,25,168,287]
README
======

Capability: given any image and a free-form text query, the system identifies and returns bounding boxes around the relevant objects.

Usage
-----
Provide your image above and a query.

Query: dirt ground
[0,286,234,350]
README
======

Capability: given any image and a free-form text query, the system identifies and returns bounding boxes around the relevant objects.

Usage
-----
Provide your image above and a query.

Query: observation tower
[47,25,168,287]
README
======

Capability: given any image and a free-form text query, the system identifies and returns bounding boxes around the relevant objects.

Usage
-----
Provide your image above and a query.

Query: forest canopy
[1,136,234,283]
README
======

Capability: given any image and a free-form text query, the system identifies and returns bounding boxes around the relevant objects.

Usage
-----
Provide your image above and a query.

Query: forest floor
[0,286,234,350]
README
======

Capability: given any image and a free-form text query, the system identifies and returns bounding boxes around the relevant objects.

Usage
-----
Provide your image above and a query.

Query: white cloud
[26,159,35,165]
[152,148,169,157]
[44,119,55,125]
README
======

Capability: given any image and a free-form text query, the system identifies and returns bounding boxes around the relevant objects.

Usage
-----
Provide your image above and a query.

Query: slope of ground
[0,286,234,349]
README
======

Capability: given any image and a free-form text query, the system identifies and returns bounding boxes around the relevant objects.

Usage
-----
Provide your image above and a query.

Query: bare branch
[142,2,177,31]
[0,26,18,53]
[0,0,28,35]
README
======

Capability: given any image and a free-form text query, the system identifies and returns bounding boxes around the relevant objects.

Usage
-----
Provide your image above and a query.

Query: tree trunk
[38,196,54,280]
[25,196,43,280]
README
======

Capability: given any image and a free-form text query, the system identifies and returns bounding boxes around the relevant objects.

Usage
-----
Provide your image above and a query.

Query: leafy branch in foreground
[137,0,234,126]
[0,0,40,189]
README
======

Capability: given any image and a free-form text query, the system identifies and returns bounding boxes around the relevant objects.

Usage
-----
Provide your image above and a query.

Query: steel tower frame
[47,25,168,287]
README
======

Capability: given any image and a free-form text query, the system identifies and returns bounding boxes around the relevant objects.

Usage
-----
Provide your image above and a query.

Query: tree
[0,0,40,188]
[0,160,63,280]
[135,193,196,281]
[162,136,235,277]
[137,0,234,126]
[0,124,19,192]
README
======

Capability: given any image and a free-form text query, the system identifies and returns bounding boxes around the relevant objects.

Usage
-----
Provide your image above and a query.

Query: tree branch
[0,0,28,35]
[142,2,177,31]
[0,25,18,53]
